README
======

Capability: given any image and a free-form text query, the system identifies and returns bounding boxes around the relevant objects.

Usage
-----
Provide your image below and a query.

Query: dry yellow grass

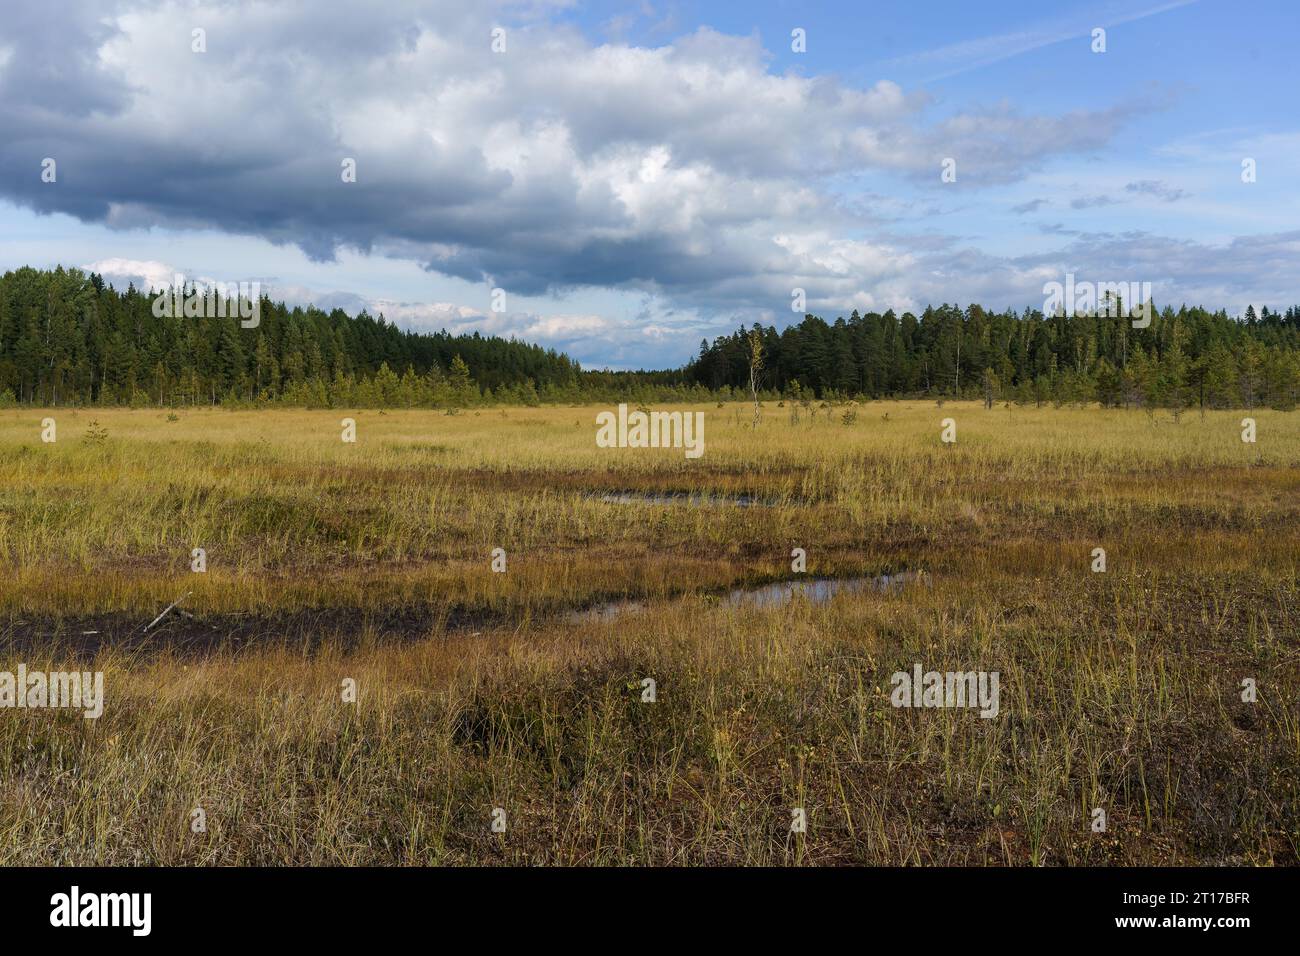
[0,402,1296,864]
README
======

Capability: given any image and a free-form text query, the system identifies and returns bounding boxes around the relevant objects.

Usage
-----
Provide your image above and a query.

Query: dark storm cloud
[0,0,1159,314]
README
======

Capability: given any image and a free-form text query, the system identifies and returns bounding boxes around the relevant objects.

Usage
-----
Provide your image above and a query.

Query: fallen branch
[143,591,192,633]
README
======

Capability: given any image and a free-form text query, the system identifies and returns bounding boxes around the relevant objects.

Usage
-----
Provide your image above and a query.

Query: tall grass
[0,402,1295,864]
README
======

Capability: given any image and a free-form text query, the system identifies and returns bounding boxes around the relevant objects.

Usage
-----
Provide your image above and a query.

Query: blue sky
[1,0,1296,369]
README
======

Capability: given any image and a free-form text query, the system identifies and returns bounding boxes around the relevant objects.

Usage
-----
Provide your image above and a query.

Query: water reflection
[571,571,925,623]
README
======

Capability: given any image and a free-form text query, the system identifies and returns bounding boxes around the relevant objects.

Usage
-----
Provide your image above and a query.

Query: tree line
[687,303,1300,410]
[1,266,1297,409]
[0,266,589,407]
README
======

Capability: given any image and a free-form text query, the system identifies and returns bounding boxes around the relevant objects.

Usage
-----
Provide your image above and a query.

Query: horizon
[6,260,1295,379]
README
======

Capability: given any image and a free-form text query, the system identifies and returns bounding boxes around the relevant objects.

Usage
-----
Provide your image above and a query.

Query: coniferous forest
[2,265,1298,409]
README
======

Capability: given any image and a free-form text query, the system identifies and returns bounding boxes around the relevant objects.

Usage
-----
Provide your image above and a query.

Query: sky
[1,0,1297,370]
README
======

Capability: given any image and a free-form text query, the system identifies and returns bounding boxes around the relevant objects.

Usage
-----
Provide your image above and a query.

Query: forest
[686,303,1300,410]
[2,265,1297,409]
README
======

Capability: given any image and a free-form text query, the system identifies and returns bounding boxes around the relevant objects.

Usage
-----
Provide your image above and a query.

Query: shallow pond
[571,571,925,623]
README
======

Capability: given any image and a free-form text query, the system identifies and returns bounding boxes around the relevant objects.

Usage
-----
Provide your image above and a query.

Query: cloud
[1125,179,1191,202]
[1006,229,1300,313]
[1070,194,1121,209]
[1,0,1156,325]
[885,0,1199,80]
[84,257,175,292]
[1012,199,1049,214]
[1038,223,1084,237]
